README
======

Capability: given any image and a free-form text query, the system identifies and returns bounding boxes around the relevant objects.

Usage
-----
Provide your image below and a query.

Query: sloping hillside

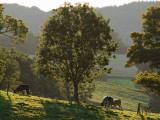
[3,4,51,35]
[95,1,158,45]
[0,90,160,120]
[90,80,150,112]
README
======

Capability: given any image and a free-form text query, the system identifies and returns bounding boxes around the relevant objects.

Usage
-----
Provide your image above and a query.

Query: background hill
[95,1,158,45]
[0,2,158,55]
[3,1,159,46]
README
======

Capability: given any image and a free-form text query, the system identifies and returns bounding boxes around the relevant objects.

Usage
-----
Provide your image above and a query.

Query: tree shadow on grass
[0,92,13,120]
[148,95,160,113]
[40,98,121,120]
[87,100,101,106]
[1,92,45,120]
[105,110,119,118]
[146,117,160,120]
[139,114,160,120]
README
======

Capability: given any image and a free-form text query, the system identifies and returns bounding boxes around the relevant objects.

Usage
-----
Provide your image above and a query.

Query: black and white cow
[101,96,113,108]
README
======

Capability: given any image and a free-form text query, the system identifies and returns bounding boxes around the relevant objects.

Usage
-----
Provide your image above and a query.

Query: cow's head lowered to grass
[14,85,30,95]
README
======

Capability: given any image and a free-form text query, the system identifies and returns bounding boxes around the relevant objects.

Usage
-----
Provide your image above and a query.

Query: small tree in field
[36,3,117,102]
[126,5,160,95]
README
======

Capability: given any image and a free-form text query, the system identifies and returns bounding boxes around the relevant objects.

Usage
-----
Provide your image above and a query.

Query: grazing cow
[14,85,30,95]
[101,96,113,108]
[111,99,122,109]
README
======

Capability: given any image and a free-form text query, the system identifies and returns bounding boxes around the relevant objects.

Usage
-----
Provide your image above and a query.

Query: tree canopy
[0,59,5,82]
[36,3,117,102]
[0,4,28,44]
[126,5,160,95]
[126,5,160,68]
[0,4,28,86]
[0,47,20,89]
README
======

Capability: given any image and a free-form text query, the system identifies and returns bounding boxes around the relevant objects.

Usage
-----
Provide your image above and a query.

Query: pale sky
[0,0,159,12]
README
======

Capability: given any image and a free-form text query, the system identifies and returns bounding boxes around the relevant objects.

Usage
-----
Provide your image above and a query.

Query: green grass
[90,80,151,112]
[0,90,160,120]
[107,78,135,88]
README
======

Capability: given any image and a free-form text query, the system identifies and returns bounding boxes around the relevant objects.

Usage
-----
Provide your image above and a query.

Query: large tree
[126,5,160,95]
[36,3,117,102]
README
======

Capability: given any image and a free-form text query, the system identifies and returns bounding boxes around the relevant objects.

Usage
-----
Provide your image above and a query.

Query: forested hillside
[0,33,39,54]
[3,1,159,45]
[0,2,158,55]
[95,1,158,45]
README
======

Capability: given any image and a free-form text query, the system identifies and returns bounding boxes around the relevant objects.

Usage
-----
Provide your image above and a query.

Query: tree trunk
[74,82,79,103]
[7,81,10,96]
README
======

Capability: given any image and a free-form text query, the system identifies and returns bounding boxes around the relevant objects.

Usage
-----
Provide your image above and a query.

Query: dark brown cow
[14,85,30,95]
[111,99,122,109]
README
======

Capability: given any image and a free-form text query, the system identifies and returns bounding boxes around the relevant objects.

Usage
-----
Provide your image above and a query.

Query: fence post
[137,103,141,114]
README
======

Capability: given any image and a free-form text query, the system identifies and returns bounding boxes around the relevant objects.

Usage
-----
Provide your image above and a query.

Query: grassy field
[0,90,160,120]
[107,78,135,89]
[89,80,150,112]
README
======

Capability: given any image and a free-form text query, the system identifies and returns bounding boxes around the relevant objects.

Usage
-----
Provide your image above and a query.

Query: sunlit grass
[0,90,160,120]
[107,78,135,88]
[90,80,150,112]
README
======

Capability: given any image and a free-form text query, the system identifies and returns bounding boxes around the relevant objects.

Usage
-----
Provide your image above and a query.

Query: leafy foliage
[0,4,28,44]
[134,71,160,95]
[126,5,160,95]
[0,59,5,82]
[0,4,28,88]
[60,80,95,103]
[0,58,20,89]
[37,2,117,102]
[0,47,21,89]
[0,47,62,98]
[126,5,160,68]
